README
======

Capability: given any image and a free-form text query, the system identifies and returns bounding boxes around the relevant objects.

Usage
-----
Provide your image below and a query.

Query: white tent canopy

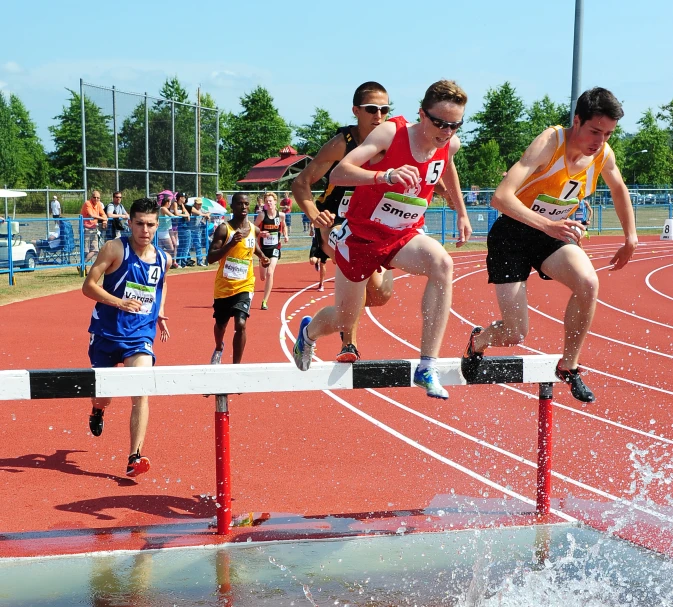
[0,189,27,219]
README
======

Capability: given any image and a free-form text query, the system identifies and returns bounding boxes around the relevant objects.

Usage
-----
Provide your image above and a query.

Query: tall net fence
[81,81,219,201]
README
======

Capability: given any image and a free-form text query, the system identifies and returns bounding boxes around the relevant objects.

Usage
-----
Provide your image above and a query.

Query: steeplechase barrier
[0,354,561,534]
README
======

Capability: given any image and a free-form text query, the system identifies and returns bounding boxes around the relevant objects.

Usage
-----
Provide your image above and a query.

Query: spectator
[215,191,227,212]
[106,191,129,239]
[50,195,61,218]
[169,192,188,260]
[302,213,311,232]
[280,191,293,234]
[189,198,211,266]
[158,197,179,266]
[254,195,264,215]
[81,191,107,264]
[32,223,61,258]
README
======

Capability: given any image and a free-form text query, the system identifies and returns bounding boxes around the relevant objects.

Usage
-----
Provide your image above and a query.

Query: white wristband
[384,168,394,185]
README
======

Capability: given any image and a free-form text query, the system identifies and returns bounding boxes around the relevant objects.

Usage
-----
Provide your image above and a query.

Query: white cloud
[2,61,22,74]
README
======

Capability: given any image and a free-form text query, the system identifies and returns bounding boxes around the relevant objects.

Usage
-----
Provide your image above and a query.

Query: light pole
[631,149,648,186]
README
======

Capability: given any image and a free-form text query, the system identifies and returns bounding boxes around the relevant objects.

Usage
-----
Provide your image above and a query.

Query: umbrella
[0,189,27,219]
[188,197,227,215]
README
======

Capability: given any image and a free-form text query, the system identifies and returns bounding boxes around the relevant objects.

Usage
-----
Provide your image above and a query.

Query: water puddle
[2,524,672,606]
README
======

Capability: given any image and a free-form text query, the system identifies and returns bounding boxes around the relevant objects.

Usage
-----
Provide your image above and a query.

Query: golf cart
[0,189,37,271]
[0,219,37,270]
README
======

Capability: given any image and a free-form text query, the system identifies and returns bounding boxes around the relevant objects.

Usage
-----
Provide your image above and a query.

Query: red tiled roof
[237,153,312,184]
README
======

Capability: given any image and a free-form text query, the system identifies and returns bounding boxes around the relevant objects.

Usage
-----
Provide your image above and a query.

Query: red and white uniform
[334,115,449,282]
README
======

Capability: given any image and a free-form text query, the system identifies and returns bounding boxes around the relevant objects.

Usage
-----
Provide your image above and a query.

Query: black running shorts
[213,292,253,323]
[486,215,570,283]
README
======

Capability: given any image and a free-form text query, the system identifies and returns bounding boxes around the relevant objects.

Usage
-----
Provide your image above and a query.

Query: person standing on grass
[280,192,293,235]
[293,80,472,400]
[461,87,637,403]
[308,222,329,292]
[83,197,170,478]
[51,195,61,218]
[207,193,270,364]
[255,192,288,310]
[81,191,107,264]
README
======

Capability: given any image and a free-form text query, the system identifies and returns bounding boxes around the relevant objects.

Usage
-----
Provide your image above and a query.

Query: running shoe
[210,349,223,365]
[555,362,595,403]
[89,407,104,437]
[318,285,324,292]
[293,316,314,371]
[461,326,484,382]
[413,366,448,400]
[336,343,360,363]
[314,262,319,272]
[197,261,207,267]
[126,450,151,477]
[261,300,268,310]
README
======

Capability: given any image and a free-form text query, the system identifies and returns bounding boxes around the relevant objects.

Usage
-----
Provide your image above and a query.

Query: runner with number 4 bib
[462,87,638,403]
[208,193,270,364]
[293,80,472,400]
[255,192,288,311]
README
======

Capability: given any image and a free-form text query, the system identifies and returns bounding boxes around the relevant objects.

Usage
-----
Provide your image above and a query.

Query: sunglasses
[359,104,391,115]
[422,108,463,131]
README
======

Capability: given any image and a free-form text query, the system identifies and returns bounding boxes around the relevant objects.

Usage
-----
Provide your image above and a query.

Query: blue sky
[2,0,672,151]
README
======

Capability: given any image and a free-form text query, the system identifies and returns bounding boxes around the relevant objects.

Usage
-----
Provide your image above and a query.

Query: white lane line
[646,264,673,302]
[278,283,574,520]
[369,303,673,444]
[369,388,673,524]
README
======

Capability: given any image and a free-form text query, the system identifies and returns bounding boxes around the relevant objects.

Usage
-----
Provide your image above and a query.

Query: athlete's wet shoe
[210,349,223,365]
[293,316,315,371]
[126,450,151,477]
[89,408,104,437]
[336,343,360,363]
[413,366,448,399]
[317,285,324,292]
[261,300,268,310]
[555,363,595,403]
[461,326,484,382]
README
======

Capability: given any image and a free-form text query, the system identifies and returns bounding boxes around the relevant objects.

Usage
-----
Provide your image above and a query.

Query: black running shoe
[89,408,104,437]
[461,326,484,381]
[555,363,595,403]
[336,343,360,363]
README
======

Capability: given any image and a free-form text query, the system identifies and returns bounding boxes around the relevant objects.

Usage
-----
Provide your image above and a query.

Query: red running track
[1,235,673,557]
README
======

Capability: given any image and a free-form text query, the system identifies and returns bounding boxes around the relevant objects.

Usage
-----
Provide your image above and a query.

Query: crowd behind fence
[3,203,673,286]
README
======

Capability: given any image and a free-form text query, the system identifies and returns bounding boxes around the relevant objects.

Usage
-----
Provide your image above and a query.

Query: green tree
[526,96,570,139]
[49,90,114,188]
[470,140,508,188]
[0,93,20,187]
[623,110,673,186]
[469,82,528,170]
[223,86,292,183]
[294,108,341,157]
[9,94,50,187]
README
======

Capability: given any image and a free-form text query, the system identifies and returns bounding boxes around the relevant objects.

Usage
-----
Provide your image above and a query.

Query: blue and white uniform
[88,237,167,367]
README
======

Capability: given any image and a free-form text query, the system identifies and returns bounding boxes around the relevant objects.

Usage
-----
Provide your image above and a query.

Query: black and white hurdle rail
[0,355,561,534]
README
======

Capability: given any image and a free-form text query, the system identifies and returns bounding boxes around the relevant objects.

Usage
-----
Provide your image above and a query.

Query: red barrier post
[215,394,232,534]
[536,382,554,517]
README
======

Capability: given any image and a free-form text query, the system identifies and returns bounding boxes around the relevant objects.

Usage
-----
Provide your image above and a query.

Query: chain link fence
[81,81,219,201]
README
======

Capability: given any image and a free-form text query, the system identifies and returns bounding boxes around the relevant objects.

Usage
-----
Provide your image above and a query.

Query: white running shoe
[413,366,448,399]
[293,317,315,371]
